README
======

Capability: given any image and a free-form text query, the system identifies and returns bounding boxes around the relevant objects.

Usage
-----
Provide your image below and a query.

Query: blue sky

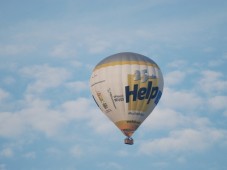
[0,0,227,170]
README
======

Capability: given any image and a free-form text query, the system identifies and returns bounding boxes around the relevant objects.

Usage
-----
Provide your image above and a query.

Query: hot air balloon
[90,52,164,145]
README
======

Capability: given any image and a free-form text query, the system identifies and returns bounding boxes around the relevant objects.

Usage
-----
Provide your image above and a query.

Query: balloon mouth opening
[121,129,134,137]
[115,120,140,137]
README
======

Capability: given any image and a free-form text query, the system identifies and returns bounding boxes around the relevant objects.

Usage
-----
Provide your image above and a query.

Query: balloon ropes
[90,52,164,145]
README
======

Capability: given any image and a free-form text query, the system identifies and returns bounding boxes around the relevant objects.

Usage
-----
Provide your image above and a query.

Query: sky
[0,0,227,169]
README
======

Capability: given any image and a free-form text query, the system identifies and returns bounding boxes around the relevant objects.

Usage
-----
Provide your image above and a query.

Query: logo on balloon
[125,69,162,110]
[125,81,160,104]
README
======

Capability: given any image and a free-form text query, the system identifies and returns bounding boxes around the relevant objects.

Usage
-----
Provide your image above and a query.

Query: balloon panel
[90,52,163,137]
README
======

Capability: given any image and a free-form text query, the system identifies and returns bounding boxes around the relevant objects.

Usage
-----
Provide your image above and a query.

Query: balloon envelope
[90,52,164,140]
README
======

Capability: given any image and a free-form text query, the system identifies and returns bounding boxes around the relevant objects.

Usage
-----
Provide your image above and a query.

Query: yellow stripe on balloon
[94,61,159,71]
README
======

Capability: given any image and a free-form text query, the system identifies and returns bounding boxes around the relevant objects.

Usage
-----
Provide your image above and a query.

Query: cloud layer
[0,1,226,169]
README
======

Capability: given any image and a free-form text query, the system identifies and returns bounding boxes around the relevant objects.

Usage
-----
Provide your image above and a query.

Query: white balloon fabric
[90,52,164,142]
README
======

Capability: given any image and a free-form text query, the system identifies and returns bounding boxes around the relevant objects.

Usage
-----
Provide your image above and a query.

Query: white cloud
[46,147,62,157]
[176,156,187,164]
[208,96,227,110]
[0,148,14,158]
[165,70,186,86]
[69,144,103,158]
[68,60,94,71]
[161,88,203,111]
[0,89,9,101]
[85,36,111,54]
[208,96,227,116]
[20,64,71,94]
[199,70,227,94]
[0,44,35,56]
[139,128,227,155]
[98,162,123,170]
[50,43,77,58]
[143,108,186,130]
[70,145,83,157]
[20,97,103,137]
[0,164,6,170]
[21,101,66,137]
[167,60,187,69]
[134,10,224,46]
[0,98,65,137]
[116,150,129,157]
[202,47,216,53]
[0,98,66,137]
[70,60,83,68]
[61,98,92,120]
[22,152,36,159]
[0,111,25,137]
[142,107,211,132]
[208,58,226,67]
[88,108,116,135]
[66,81,89,93]
[2,76,15,85]
[0,95,114,138]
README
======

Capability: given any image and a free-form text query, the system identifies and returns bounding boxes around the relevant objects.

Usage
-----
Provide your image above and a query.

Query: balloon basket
[124,137,134,145]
